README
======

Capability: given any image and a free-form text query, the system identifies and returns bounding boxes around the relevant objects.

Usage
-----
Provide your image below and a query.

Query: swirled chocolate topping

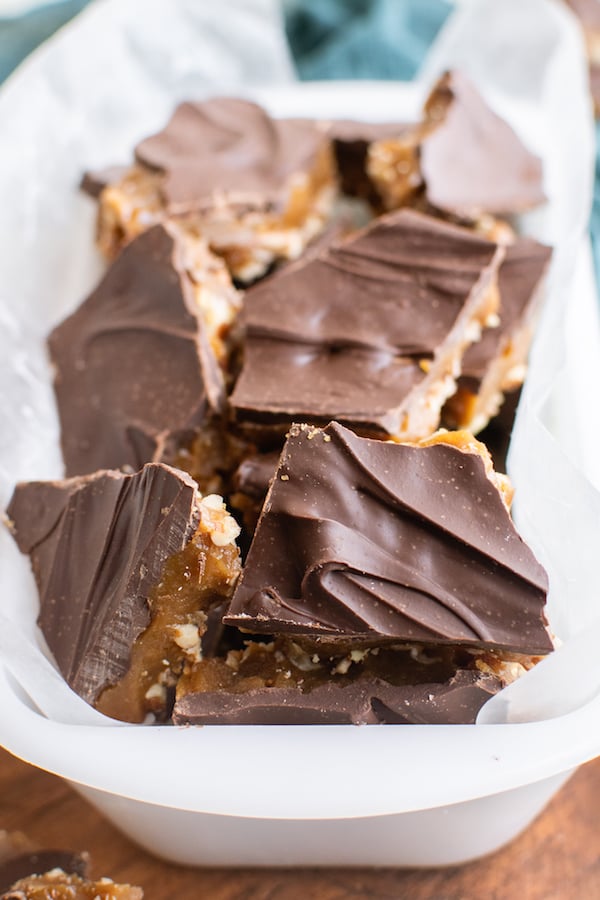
[135,98,330,214]
[5,464,202,706]
[49,224,225,477]
[224,422,552,655]
[421,71,546,218]
[230,208,503,438]
[461,236,552,383]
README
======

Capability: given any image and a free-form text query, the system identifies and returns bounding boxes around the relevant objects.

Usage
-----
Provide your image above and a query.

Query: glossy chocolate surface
[421,71,546,218]
[49,225,224,477]
[224,422,552,655]
[6,464,202,705]
[135,98,328,214]
[173,668,501,725]
[230,209,502,435]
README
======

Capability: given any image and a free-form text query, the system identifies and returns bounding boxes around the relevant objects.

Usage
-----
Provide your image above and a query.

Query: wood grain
[0,747,598,899]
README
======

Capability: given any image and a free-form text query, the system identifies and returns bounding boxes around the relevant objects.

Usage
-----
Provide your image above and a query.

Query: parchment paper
[0,0,599,735]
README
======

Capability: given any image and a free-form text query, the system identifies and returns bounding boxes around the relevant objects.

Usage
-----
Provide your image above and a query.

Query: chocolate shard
[6,464,203,706]
[224,422,552,656]
[173,668,501,726]
[420,71,546,219]
[0,851,88,894]
[48,224,225,477]
[230,208,503,441]
[134,99,331,215]
[80,165,128,199]
[461,237,552,383]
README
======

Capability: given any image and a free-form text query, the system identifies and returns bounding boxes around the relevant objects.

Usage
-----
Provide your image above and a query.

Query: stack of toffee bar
[6,71,555,726]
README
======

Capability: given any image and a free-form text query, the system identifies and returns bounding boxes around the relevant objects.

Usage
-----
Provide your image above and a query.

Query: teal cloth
[0,0,89,83]
[284,0,450,81]
[0,0,599,281]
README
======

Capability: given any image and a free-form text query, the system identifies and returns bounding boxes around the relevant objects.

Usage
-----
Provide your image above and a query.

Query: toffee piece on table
[224,422,552,657]
[230,208,503,441]
[5,463,241,723]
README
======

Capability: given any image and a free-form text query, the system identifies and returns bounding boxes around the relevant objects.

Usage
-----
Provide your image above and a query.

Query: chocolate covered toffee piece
[368,70,545,220]
[49,224,240,479]
[95,98,336,282]
[444,237,552,433]
[173,639,503,725]
[6,463,241,722]
[0,852,88,895]
[230,209,503,441]
[1,870,143,899]
[224,422,552,657]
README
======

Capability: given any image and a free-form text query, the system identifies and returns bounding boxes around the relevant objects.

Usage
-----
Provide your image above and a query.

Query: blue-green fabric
[284,0,450,81]
[0,0,89,83]
[0,0,598,281]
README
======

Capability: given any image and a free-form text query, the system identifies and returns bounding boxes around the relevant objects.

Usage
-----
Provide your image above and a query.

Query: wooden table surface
[0,748,598,899]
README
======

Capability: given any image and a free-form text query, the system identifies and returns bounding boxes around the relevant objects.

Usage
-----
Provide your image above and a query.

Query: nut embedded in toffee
[5,463,241,723]
[224,422,552,657]
[230,208,504,442]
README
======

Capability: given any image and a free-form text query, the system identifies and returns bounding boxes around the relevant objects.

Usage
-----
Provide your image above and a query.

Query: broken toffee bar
[49,224,239,482]
[444,236,553,433]
[173,639,503,726]
[224,422,552,657]
[95,98,336,282]
[6,463,241,723]
[230,209,503,442]
[368,70,545,220]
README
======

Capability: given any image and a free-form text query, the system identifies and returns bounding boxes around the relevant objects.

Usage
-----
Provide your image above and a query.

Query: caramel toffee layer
[230,209,503,440]
[224,422,552,656]
[49,225,226,477]
[135,98,331,215]
[6,464,240,716]
[174,640,502,726]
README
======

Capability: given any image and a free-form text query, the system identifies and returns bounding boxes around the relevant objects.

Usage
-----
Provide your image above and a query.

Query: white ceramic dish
[0,0,599,868]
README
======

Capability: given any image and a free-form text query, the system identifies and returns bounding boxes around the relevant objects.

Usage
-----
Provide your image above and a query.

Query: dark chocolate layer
[173,668,501,725]
[6,464,202,705]
[224,422,552,655]
[49,224,224,477]
[80,165,128,199]
[461,236,552,382]
[230,209,502,436]
[135,99,329,214]
[421,71,546,218]
[328,119,408,201]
